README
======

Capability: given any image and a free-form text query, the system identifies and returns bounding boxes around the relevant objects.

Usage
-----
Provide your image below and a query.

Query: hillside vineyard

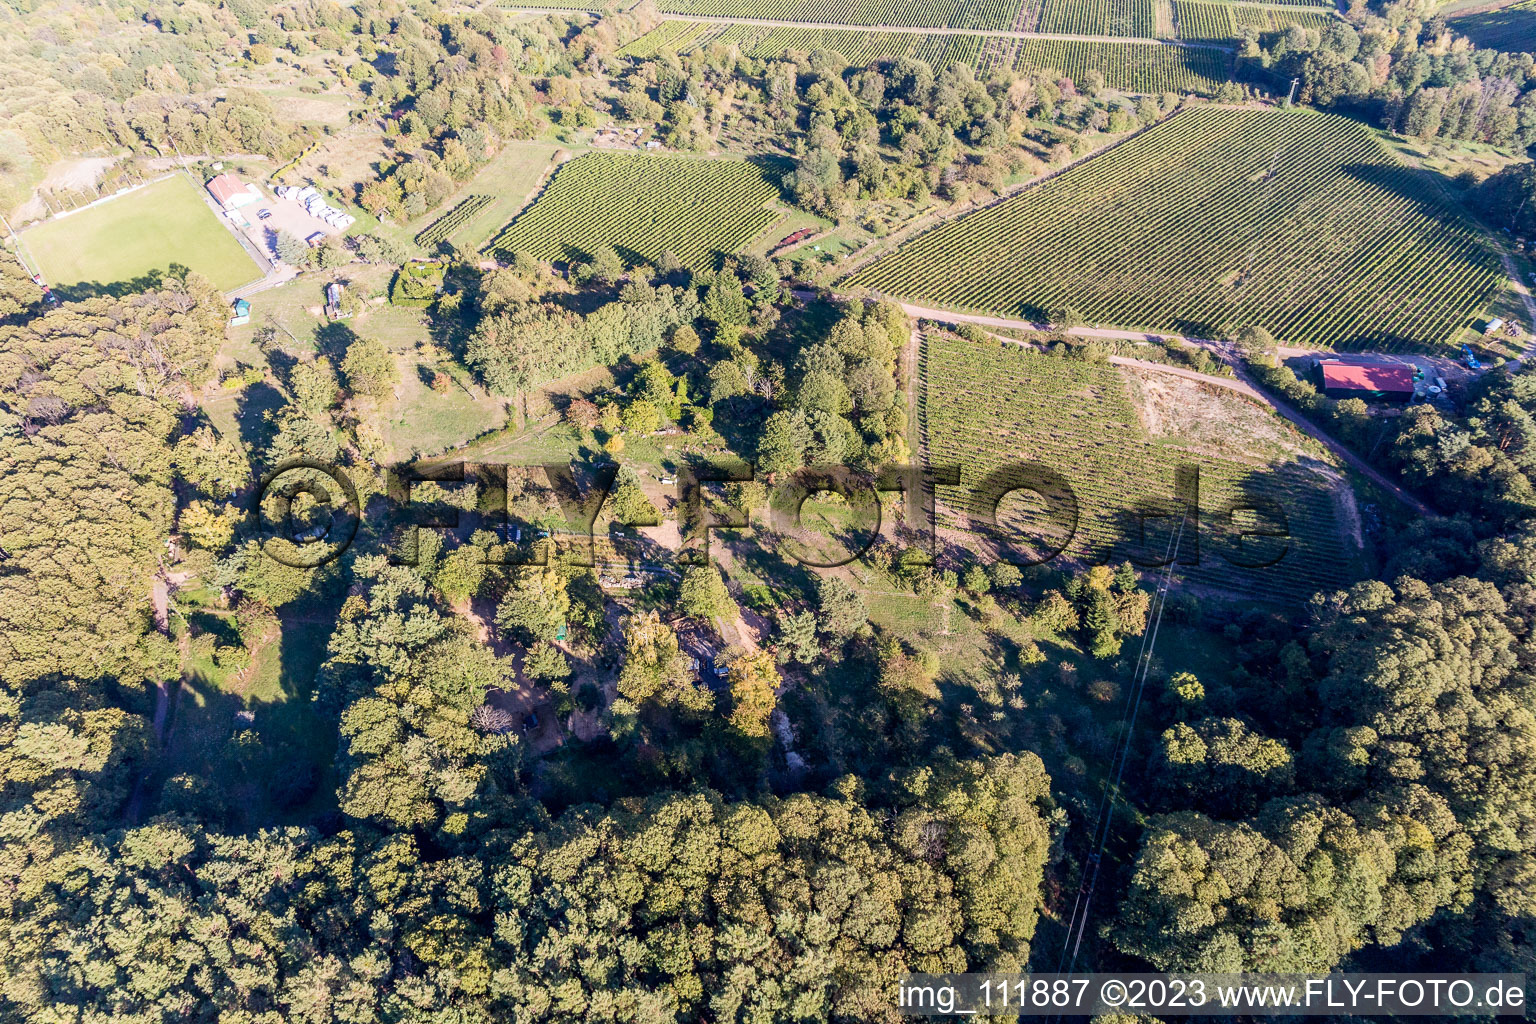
[850,107,1504,349]
[487,152,779,268]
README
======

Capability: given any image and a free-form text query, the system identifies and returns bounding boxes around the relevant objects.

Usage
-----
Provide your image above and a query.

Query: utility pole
[165,128,190,171]
[1284,77,1299,107]
[1,213,39,280]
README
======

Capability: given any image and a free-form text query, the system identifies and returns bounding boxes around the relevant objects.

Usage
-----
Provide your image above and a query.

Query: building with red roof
[206,173,260,209]
[1314,359,1416,402]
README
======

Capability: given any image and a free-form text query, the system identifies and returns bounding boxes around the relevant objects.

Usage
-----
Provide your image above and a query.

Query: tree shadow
[706,394,770,460]
[233,379,286,455]
[313,321,358,362]
[743,153,795,203]
[53,269,167,303]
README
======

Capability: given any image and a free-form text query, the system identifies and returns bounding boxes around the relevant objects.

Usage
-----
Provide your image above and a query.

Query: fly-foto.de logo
[249,459,1292,572]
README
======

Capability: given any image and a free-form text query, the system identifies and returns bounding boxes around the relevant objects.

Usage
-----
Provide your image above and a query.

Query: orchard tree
[726,649,779,738]
[679,565,736,622]
[341,337,398,398]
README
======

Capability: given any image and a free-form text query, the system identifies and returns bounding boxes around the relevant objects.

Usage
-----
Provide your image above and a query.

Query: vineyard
[1038,0,1156,36]
[621,20,994,64]
[484,152,780,269]
[1014,38,1228,91]
[616,19,721,56]
[620,20,1229,91]
[502,0,603,9]
[567,0,1034,28]
[850,107,1503,351]
[414,195,494,248]
[1175,0,1334,42]
[1449,0,1536,53]
[921,334,1359,602]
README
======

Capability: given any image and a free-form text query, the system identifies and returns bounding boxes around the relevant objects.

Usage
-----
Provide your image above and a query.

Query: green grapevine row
[484,152,779,269]
[621,19,1229,92]
[601,0,1030,29]
[502,0,604,9]
[1038,0,1157,37]
[1172,0,1235,41]
[414,195,494,248]
[1232,3,1332,37]
[625,19,974,67]
[1013,38,1228,91]
[920,334,1357,602]
[851,107,1503,351]
[616,19,720,56]
[1193,0,1337,8]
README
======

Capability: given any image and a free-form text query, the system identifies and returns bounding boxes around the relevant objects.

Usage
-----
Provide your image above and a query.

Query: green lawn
[422,141,560,252]
[20,174,262,295]
[382,358,508,460]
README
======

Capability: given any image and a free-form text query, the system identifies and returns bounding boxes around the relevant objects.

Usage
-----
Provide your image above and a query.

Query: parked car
[257,209,272,220]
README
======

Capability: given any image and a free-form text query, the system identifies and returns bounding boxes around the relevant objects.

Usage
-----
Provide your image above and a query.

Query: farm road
[848,293,1436,517]
[1493,245,1536,367]
[509,7,1237,48]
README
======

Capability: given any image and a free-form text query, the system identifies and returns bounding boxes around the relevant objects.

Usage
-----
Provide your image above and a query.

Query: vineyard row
[851,107,1502,351]
[619,19,1231,92]
[415,194,494,248]
[484,152,780,269]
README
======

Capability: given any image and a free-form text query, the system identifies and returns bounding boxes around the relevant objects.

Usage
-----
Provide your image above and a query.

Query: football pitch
[20,174,263,295]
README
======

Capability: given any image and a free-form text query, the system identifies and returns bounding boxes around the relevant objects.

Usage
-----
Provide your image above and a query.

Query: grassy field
[20,175,263,295]
[485,152,782,269]
[850,107,1504,351]
[209,264,507,460]
[382,359,508,459]
[921,332,1362,603]
[1449,0,1536,51]
[412,142,560,252]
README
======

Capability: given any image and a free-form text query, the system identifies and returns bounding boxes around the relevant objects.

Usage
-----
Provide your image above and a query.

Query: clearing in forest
[851,106,1503,350]
[484,152,780,270]
[921,333,1360,602]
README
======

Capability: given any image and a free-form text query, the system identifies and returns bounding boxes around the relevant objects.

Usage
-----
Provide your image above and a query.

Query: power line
[1052,515,1188,984]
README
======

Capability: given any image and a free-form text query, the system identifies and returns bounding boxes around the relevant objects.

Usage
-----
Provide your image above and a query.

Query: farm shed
[325,282,350,321]
[1314,359,1415,402]
[207,173,260,210]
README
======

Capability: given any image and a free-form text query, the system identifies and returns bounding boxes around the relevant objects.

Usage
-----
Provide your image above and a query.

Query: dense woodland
[4,0,1536,1019]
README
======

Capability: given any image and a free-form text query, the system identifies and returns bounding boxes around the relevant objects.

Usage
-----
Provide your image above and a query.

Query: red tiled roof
[1319,361,1415,394]
[206,173,245,205]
